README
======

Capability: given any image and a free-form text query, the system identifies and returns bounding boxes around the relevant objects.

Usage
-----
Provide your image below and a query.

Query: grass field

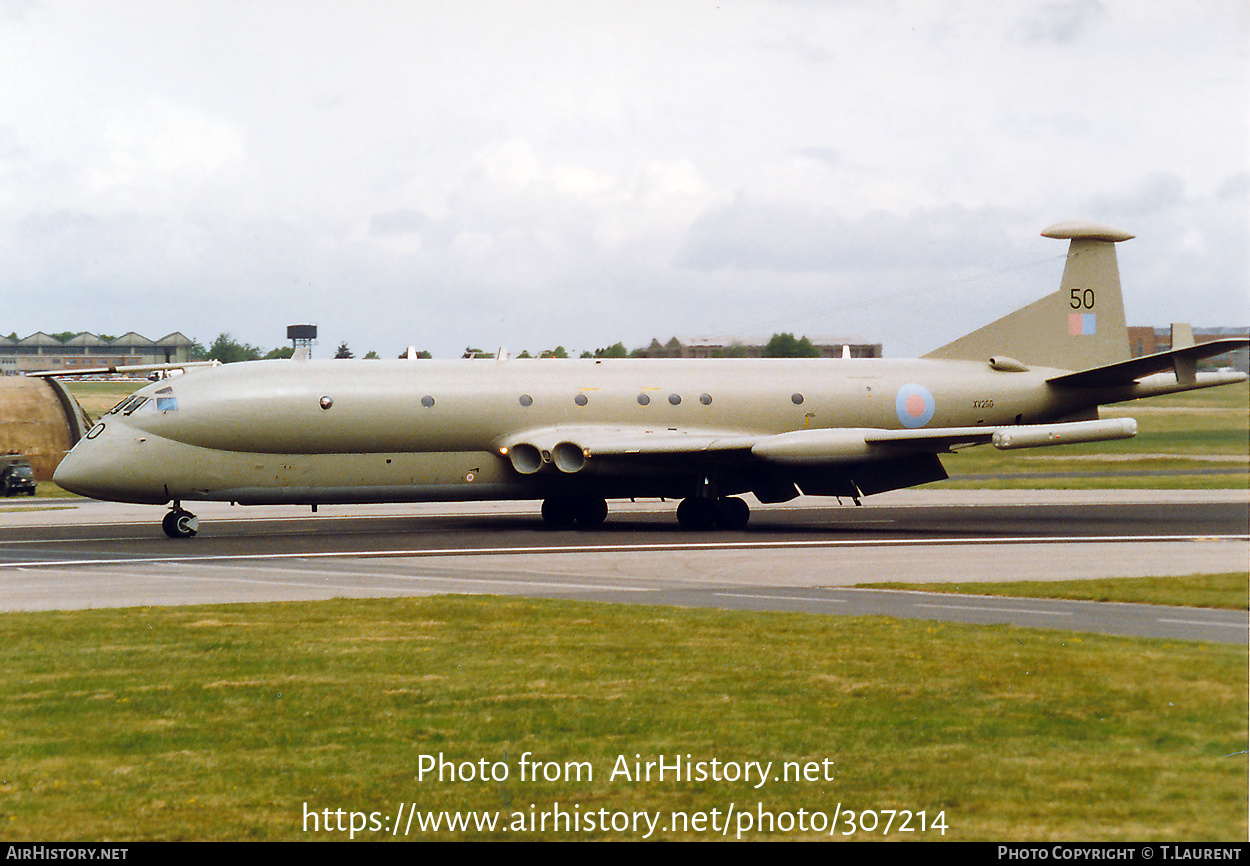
[16,377,1243,841]
[934,383,1249,489]
[62,379,148,421]
[859,573,1248,610]
[1,595,1244,842]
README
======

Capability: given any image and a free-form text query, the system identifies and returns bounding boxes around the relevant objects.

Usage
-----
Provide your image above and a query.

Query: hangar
[0,332,195,377]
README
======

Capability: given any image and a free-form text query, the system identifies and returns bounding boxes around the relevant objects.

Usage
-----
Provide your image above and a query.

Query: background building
[0,332,196,375]
[1127,326,1248,373]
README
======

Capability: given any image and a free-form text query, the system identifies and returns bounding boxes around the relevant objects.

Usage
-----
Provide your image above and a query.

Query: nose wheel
[162,507,199,539]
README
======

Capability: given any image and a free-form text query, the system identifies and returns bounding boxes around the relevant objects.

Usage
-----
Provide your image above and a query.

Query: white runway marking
[2,493,1243,642]
[1157,618,1247,629]
[713,592,848,604]
[914,603,1073,616]
[1,534,1244,570]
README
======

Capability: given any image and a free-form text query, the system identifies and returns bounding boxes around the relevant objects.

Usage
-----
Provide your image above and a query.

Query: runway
[0,489,1245,643]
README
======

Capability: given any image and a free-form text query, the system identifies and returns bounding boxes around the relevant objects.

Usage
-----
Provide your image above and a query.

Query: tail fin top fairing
[924,220,1132,371]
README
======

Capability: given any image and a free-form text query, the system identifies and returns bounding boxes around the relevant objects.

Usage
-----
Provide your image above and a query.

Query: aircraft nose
[53,443,99,498]
[52,426,174,505]
[54,434,135,501]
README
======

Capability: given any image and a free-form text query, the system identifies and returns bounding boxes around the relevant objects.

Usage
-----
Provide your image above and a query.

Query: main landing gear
[540,494,751,531]
[676,496,750,531]
[162,503,199,538]
[541,495,609,529]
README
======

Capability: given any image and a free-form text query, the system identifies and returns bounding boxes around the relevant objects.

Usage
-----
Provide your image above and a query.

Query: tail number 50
[1070,288,1095,309]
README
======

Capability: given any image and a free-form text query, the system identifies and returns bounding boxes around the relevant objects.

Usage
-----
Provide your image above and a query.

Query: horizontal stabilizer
[1047,338,1249,388]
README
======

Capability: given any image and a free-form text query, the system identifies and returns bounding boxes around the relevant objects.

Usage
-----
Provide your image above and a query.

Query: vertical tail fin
[924,220,1133,370]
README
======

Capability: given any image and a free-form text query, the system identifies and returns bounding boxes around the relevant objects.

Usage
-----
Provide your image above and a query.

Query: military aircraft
[50,220,1247,538]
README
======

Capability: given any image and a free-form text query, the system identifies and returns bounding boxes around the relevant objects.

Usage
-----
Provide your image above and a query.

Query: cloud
[1015,0,1106,44]
[0,1,1243,359]
[0,0,35,22]
[1094,174,1250,327]
[369,209,430,237]
[88,100,247,205]
[675,200,1020,273]
[792,147,843,169]
[757,31,836,64]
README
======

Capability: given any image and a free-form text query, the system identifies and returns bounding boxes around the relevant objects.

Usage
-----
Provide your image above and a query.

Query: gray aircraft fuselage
[49,219,1249,535]
[52,354,1199,507]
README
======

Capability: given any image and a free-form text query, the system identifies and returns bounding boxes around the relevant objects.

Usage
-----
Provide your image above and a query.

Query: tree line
[193,332,827,363]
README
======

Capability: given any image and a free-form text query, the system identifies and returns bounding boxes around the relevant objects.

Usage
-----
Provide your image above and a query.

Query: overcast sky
[1,0,1246,358]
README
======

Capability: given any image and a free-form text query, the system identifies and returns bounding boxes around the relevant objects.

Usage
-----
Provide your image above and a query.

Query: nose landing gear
[162,504,199,538]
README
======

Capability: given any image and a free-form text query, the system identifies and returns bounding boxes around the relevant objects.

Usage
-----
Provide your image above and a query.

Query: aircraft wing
[500,418,1136,474]
[497,425,757,473]
[26,361,222,379]
[525,426,759,457]
[750,418,1135,464]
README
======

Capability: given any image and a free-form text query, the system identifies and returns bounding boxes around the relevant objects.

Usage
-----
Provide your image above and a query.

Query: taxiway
[0,489,1245,643]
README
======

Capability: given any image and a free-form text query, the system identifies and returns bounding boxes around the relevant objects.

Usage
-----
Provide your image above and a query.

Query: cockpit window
[106,392,173,415]
[107,395,145,416]
[152,386,177,412]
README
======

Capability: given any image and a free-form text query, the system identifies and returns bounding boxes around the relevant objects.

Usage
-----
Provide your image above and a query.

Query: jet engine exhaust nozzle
[508,443,543,475]
[552,441,587,474]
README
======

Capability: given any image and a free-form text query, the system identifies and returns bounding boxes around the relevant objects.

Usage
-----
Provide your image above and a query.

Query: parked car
[0,456,36,496]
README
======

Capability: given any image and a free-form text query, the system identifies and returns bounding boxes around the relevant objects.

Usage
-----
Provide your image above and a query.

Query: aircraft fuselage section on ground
[122,357,1089,454]
[57,354,1214,508]
[50,220,1249,534]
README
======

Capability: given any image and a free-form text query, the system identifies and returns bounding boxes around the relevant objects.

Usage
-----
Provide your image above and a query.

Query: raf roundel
[895,383,936,428]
